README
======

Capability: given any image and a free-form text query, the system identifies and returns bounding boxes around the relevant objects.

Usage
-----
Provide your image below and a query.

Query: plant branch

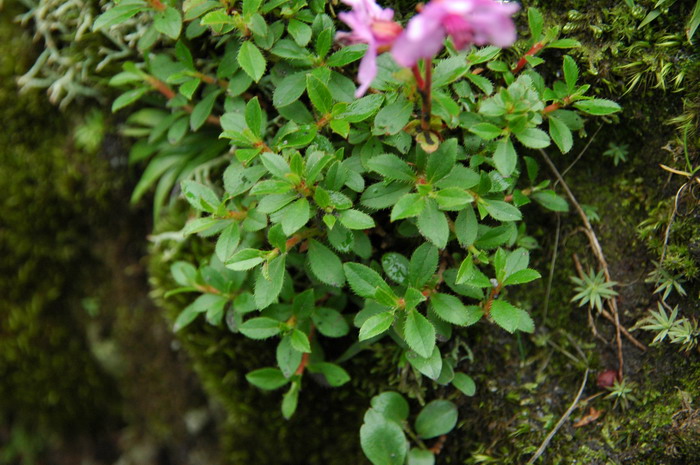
[526,369,589,465]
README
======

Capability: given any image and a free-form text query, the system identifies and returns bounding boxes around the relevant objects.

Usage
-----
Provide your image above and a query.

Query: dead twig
[526,369,589,465]
[538,149,625,380]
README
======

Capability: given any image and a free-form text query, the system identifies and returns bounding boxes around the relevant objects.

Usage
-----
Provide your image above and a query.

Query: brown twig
[526,369,589,464]
[538,149,626,379]
[146,76,222,126]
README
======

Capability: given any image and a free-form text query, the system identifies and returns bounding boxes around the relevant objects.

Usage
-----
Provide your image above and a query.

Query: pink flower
[336,0,403,97]
[392,0,520,68]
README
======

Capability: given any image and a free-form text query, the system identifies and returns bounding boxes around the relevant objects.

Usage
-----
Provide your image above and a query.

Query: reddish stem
[513,41,545,74]
[412,65,425,90]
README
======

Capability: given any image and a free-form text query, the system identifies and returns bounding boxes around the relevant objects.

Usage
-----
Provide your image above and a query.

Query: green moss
[0,2,120,451]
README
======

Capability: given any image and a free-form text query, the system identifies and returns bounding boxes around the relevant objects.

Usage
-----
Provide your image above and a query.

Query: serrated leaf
[490,300,534,333]
[276,335,302,377]
[308,239,345,287]
[404,309,435,358]
[279,198,311,235]
[359,311,395,340]
[338,209,375,230]
[562,55,578,94]
[430,293,476,326]
[307,362,350,387]
[503,268,541,285]
[493,137,517,177]
[470,122,502,140]
[406,346,442,380]
[344,263,393,299]
[226,248,265,270]
[215,222,241,262]
[93,2,145,31]
[408,243,438,288]
[273,72,307,108]
[366,154,416,182]
[532,190,569,212]
[483,200,522,222]
[573,99,621,115]
[238,41,266,82]
[548,115,573,153]
[306,74,332,115]
[290,328,311,353]
[254,255,286,309]
[239,316,281,339]
[246,367,289,390]
[382,253,409,285]
[515,128,551,149]
[417,200,449,249]
[112,87,148,112]
[312,307,349,338]
[327,43,368,67]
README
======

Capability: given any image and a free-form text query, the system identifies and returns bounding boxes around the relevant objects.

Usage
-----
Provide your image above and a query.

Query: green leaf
[226,248,265,270]
[215,222,241,262]
[532,190,569,212]
[242,0,263,15]
[307,362,351,387]
[245,97,263,137]
[435,188,473,211]
[417,200,449,249]
[455,207,478,248]
[288,18,312,46]
[452,372,476,396]
[406,346,442,380]
[470,122,502,140]
[282,382,299,419]
[547,38,581,48]
[339,94,384,122]
[465,73,493,95]
[200,9,236,25]
[493,137,517,177]
[344,263,393,299]
[154,6,182,40]
[528,7,544,39]
[360,412,408,465]
[273,72,307,108]
[246,367,289,390]
[456,258,492,288]
[276,335,302,377]
[573,99,621,115]
[408,449,435,465]
[306,74,332,114]
[426,138,458,182]
[307,240,345,287]
[515,128,551,149]
[415,400,458,439]
[290,328,311,353]
[312,307,350,338]
[254,255,286,309]
[327,43,368,67]
[382,253,409,285]
[93,2,145,31]
[391,194,425,221]
[238,41,266,82]
[548,115,573,154]
[359,311,395,340]
[490,300,535,333]
[430,293,478,326]
[112,87,148,112]
[408,243,438,288]
[279,198,311,235]
[181,180,220,212]
[366,154,416,182]
[687,0,700,42]
[483,200,522,222]
[239,317,281,339]
[504,268,541,285]
[562,55,578,94]
[404,309,436,358]
[371,392,409,423]
[190,90,220,130]
[338,209,375,230]
[374,99,412,135]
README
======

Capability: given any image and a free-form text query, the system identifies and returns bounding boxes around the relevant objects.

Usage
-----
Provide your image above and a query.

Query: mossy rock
[0,2,120,448]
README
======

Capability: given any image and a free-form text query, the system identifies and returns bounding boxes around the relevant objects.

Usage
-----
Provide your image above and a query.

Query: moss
[0,2,120,453]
